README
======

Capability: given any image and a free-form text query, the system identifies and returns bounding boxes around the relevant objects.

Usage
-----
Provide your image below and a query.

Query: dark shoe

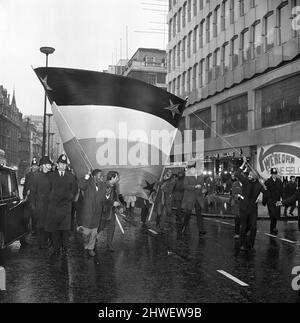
[240,245,247,251]
[88,250,96,257]
[199,231,206,236]
[271,229,278,235]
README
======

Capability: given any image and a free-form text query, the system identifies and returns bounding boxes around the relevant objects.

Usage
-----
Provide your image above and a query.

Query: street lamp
[46,113,53,156]
[40,46,55,156]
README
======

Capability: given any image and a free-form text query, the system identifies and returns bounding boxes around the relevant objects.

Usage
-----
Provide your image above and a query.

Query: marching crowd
[22,154,299,257]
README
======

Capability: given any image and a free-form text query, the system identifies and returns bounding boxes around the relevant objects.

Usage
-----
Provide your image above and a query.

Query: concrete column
[211,104,217,138]
[248,89,255,131]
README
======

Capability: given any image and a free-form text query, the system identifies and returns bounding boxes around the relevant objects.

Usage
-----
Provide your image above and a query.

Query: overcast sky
[0,0,167,116]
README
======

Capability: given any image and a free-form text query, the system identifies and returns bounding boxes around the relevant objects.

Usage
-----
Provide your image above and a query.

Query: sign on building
[257,142,300,178]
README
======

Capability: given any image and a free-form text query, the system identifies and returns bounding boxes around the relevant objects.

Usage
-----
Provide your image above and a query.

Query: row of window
[168,4,295,94]
[169,0,257,42]
[186,73,300,137]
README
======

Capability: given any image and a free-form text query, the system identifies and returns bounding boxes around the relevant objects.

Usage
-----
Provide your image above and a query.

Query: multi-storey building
[167,0,300,179]
[122,48,167,90]
[0,86,22,168]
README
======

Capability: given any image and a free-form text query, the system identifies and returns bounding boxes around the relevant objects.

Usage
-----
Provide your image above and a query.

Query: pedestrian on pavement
[283,176,297,219]
[155,168,176,232]
[181,161,206,237]
[278,187,300,230]
[264,168,283,235]
[235,157,268,251]
[77,169,106,257]
[23,157,40,234]
[46,154,77,256]
[173,171,185,228]
[30,156,52,249]
[230,177,243,239]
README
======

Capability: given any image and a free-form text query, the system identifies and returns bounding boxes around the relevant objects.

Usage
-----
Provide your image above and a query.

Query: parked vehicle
[0,165,29,248]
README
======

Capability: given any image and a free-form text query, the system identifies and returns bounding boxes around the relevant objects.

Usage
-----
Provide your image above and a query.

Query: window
[0,170,15,199]
[206,13,212,43]
[223,0,230,30]
[172,46,176,69]
[218,95,248,135]
[169,19,172,41]
[177,8,182,32]
[148,74,156,85]
[177,75,181,95]
[190,108,212,139]
[199,0,204,10]
[253,21,262,57]
[200,59,206,86]
[278,2,290,44]
[182,72,186,93]
[193,0,197,16]
[169,0,172,11]
[187,31,192,58]
[193,26,198,53]
[193,64,198,89]
[177,42,181,66]
[241,29,250,61]
[199,19,205,48]
[168,50,172,72]
[183,2,187,27]
[260,74,300,127]
[215,5,221,37]
[222,42,230,73]
[214,48,221,78]
[187,68,192,92]
[265,12,275,51]
[182,36,186,62]
[172,79,176,94]
[188,0,192,22]
[173,14,177,37]
[207,54,213,83]
[240,0,245,16]
[231,36,239,68]
[250,0,256,8]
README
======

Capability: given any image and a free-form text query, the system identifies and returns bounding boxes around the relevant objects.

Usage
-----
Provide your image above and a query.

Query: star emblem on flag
[40,75,53,91]
[164,99,181,118]
[143,180,156,195]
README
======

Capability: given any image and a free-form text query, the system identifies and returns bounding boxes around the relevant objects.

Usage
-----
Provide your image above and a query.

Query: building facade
[122,48,167,90]
[0,86,22,168]
[167,0,300,179]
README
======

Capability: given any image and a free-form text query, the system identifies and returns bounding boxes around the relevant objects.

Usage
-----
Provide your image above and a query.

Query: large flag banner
[34,67,186,199]
[257,142,300,179]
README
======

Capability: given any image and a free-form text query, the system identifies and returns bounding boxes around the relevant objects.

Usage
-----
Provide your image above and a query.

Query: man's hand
[84,174,90,180]
[195,184,201,189]
[276,201,282,207]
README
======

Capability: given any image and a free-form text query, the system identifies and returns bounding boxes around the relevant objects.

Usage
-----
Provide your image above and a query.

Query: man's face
[165,170,172,179]
[58,162,67,171]
[109,174,119,185]
[42,163,51,173]
[32,165,39,172]
[271,174,277,180]
[94,172,104,183]
[291,177,296,183]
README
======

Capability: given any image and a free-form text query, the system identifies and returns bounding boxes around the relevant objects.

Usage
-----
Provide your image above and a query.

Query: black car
[0,165,29,248]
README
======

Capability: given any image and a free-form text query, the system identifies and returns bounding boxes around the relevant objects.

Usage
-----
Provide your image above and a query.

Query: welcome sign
[257,142,300,178]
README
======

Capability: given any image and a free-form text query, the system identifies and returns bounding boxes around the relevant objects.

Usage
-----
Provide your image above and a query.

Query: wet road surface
[0,215,300,303]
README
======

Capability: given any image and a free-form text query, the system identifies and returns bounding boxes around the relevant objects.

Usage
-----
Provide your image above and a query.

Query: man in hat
[46,154,77,256]
[181,161,206,236]
[264,167,283,235]
[30,156,52,249]
[23,157,40,234]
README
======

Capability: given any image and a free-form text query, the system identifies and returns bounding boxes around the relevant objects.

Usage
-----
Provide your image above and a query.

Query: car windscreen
[0,170,18,200]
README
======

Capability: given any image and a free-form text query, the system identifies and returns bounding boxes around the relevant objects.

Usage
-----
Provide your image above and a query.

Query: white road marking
[217,270,249,287]
[265,233,277,238]
[148,229,158,235]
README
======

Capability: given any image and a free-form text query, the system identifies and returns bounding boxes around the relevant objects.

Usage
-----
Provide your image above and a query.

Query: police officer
[23,157,40,234]
[30,156,52,249]
[46,154,77,256]
[264,168,283,235]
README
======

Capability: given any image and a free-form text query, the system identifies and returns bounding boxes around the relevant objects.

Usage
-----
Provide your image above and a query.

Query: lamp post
[40,46,55,156]
[46,113,53,156]
[49,132,55,159]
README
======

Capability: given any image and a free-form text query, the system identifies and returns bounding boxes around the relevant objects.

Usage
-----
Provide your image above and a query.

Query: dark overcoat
[77,177,106,229]
[264,177,283,219]
[45,171,77,232]
[30,171,51,229]
[181,175,205,210]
